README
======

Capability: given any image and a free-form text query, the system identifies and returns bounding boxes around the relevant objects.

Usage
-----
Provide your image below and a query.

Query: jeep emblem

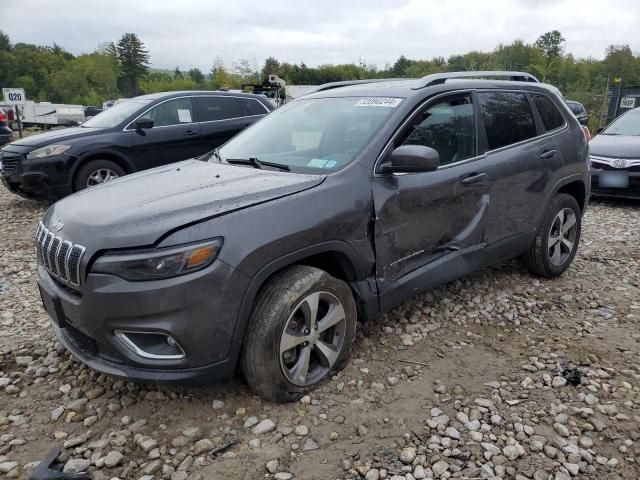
[52,219,64,232]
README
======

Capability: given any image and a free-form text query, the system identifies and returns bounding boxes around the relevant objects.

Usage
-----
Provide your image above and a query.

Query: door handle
[461,172,488,185]
[183,130,198,136]
[540,149,557,159]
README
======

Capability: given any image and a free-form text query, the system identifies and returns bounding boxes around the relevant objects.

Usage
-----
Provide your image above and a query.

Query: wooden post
[14,105,22,138]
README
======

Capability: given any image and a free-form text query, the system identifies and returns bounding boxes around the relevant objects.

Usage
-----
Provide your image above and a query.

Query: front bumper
[38,257,251,383]
[0,151,73,201]
[590,168,640,200]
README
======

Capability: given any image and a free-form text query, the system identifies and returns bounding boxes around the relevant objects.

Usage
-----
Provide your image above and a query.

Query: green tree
[535,30,566,62]
[174,67,182,79]
[115,33,150,96]
[261,56,281,80]
[0,30,11,51]
[233,58,258,83]
[392,55,415,76]
[188,68,205,84]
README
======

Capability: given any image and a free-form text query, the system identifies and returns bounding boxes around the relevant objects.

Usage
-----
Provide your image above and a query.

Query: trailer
[19,101,85,127]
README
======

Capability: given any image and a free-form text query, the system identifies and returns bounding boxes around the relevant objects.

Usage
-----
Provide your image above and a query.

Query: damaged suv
[36,71,590,402]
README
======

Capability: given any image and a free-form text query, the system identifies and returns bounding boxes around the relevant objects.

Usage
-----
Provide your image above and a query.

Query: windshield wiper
[226,157,290,171]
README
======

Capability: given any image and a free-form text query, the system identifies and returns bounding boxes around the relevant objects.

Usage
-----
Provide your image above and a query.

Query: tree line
[1,29,638,126]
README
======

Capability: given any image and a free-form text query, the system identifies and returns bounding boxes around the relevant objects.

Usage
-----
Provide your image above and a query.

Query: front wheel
[241,266,357,402]
[520,193,582,278]
[73,159,125,192]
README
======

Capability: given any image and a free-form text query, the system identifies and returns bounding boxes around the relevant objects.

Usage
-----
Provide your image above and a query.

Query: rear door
[476,90,560,241]
[195,96,252,151]
[131,97,202,169]
[373,92,490,292]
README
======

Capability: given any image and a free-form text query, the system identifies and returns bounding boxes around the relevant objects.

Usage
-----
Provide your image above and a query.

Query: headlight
[92,239,222,281]
[26,144,71,160]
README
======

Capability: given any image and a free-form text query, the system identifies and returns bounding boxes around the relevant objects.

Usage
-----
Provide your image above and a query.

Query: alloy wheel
[279,291,346,387]
[86,168,119,187]
[548,207,578,266]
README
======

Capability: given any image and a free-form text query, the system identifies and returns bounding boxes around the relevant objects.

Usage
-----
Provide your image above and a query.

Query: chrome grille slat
[42,232,54,270]
[35,222,86,287]
[48,237,61,275]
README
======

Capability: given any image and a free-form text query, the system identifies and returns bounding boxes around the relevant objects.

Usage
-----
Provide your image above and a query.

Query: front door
[373,92,490,297]
[131,97,202,169]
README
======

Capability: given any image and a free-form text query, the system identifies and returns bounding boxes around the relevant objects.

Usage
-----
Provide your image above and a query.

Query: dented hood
[44,160,325,250]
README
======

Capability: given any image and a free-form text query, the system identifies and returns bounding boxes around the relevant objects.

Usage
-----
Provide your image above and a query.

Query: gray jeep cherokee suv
[36,71,590,402]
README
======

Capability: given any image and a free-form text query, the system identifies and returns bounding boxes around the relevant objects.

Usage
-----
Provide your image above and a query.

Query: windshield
[82,100,150,128]
[216,97,403,173]
[602,108,640,136]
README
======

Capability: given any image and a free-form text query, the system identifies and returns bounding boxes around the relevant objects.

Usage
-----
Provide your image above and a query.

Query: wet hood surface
[44,160,325,250]
[590,134,640,159]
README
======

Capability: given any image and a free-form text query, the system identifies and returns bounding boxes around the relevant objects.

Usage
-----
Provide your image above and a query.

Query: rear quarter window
[478,92,537,150]
[532,94,565,131]
[239,98,269,116]
[196,96,242,122]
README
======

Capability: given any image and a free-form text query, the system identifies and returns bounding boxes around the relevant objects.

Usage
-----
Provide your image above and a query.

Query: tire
[241,265,357,403]
[73,159,126,191]
[520,193,582,278]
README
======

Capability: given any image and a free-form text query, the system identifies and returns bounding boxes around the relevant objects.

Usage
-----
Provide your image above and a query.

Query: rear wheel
[520,193,581,277]
[73,159,125,191]
[241,266,357,402]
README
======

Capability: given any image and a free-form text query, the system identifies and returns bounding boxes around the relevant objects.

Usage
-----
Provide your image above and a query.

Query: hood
[9,126,100,148]
[44,160,325,250]
[590,134,640,159]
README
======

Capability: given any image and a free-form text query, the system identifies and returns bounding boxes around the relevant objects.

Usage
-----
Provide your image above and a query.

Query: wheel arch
[71,150,136,190]
[227,241,377,370]
[556,178,587,212]
[534,174,587,229]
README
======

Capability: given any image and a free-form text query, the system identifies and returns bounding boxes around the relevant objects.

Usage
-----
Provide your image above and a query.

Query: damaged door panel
[372,91,490,295]
[373,162,491,292]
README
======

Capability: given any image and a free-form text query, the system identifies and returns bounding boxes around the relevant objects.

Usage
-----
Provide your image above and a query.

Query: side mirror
[380,145,440,174]
[134,117,154,130]
[596,127,605,134]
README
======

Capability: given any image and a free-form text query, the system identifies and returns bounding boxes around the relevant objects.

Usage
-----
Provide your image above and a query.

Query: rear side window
[478,92,537,150]
[239,98,268,116]
[196,96,242,122]
[532,94,565,131]
[400,93,476,166]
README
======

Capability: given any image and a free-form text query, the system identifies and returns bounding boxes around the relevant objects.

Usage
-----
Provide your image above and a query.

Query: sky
[2,0,639,71]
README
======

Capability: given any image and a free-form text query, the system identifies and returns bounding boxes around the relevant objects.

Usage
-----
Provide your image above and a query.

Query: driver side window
[400,94,476,166]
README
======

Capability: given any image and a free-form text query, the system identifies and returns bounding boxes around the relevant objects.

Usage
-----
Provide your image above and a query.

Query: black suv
[36,72,589,402]
[0,91,273,200]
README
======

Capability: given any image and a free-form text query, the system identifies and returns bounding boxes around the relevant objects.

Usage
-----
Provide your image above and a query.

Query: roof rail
[413,71,539,89]
[305,78,404,95]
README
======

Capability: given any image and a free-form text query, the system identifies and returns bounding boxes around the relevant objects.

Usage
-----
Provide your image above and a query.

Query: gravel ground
[0,186,639,480]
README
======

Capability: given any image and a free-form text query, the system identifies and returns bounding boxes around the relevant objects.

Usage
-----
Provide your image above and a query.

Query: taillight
[6,109,14,121]
[582,126,591,142]
[0,111,6,123]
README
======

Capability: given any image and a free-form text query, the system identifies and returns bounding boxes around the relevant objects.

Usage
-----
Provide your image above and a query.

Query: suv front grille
[1,157,19,174]
[35,223,86,286]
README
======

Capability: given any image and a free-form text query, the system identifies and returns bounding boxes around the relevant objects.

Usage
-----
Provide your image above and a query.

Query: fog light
[114,330,185,360]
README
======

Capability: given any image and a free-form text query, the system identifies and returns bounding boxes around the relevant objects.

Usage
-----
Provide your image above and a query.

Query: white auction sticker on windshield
[354,97,402,107]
